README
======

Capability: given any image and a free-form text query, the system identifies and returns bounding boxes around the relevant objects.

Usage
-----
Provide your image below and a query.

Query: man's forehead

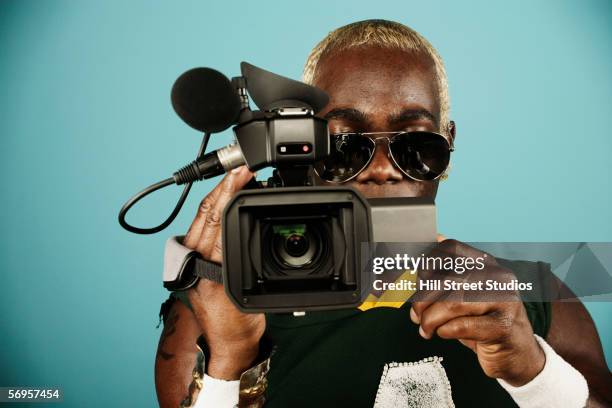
[312,46,441,125]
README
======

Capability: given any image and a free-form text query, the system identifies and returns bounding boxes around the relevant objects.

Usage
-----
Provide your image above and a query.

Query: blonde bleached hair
[303,19,450,129]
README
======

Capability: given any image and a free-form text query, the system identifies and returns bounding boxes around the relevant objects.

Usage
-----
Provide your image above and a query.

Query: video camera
[119,62,436,312]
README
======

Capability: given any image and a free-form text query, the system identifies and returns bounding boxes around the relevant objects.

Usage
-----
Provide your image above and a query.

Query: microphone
[171,67,241,133]
[169,68,246,185]
[119,62,328,234]
[119,67,243,234]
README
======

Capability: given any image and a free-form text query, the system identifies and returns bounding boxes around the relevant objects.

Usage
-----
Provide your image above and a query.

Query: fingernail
[419,326,429,339]
[231,166,243,174]
[410,307,420,324]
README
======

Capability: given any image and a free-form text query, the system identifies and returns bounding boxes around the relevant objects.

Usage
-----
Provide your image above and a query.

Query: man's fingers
[416,301,495,339]
[196,167,254,258]
[458,339,477,352]
[410,296,443,322]
[184,166,253,250]
[435,239,498,267]
[184,180,223,248]
[409,246,457,317]
[435,314,500,342]
[196,203,222,258]
[209,229,224,264]
[197,174,236,257]
[410,279,455,321]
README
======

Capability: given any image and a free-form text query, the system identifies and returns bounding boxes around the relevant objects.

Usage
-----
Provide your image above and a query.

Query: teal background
[1,0,611,406]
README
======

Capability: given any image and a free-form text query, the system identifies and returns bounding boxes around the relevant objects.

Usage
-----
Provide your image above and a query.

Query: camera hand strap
[193,257,223,284]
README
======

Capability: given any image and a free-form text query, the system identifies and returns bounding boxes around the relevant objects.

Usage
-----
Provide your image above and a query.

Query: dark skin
[155,46,612,407]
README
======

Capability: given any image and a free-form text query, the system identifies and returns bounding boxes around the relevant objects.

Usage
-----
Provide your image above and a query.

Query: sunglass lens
[315,134,373,182]
[390,132,450,180]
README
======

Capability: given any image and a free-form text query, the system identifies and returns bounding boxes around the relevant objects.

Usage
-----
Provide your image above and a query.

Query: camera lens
[268,223,322,269]
[285,233,309,257]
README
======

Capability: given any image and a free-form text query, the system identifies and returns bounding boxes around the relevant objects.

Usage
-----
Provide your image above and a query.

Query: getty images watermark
[361,242,612,303]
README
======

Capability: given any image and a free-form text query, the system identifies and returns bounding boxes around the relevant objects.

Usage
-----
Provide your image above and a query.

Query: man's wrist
[498,334,589,408]
[187,336,272,408]
[207,346,259,380]
[501,335,546,387]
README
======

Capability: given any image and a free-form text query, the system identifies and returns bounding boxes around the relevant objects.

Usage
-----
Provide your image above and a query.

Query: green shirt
[171,259,551,407]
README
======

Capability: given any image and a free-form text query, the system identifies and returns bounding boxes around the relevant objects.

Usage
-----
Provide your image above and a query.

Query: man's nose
[354,140,404,184]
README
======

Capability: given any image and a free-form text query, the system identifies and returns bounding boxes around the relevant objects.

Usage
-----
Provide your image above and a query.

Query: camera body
[223,187,372,313]
[222,90,375,312]
[152,62,437,312]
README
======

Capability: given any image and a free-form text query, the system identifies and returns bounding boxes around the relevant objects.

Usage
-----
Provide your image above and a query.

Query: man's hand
[184,166,265,380]
[410,239,546,387]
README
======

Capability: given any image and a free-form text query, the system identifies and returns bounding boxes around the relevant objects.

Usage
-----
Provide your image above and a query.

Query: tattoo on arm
[157,306,180,361]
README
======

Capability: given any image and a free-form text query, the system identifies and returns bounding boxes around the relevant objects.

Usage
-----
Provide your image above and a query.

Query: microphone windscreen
[171,68,240,133]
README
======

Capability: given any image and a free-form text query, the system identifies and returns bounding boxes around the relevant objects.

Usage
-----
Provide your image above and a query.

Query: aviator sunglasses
[314,131,454,183]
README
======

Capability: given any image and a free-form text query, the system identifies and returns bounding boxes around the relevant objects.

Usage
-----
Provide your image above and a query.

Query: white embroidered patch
[373,357,454,408]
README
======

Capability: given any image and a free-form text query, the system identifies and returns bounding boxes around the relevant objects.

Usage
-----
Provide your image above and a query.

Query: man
[155,20,611,407]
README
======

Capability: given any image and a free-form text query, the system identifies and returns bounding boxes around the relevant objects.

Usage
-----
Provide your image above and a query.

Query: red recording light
[302,145,310,152]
